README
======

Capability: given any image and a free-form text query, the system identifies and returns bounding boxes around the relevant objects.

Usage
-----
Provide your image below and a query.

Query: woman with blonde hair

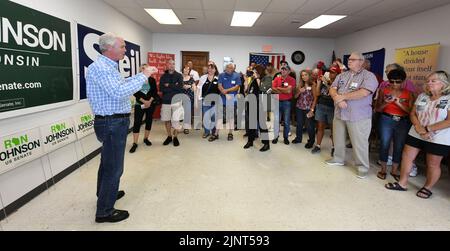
[385,71,450,199]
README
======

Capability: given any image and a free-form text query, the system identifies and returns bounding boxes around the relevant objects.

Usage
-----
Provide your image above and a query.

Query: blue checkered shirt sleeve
[86,55,147,116]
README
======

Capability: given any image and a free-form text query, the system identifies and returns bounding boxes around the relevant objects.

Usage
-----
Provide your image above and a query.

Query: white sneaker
[325,159,345,166]
[409,163,418,177]
[387,156,393,166]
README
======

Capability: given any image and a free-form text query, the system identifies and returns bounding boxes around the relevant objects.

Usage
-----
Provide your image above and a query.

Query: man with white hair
[86,33,157,223]
[326,52,379,179]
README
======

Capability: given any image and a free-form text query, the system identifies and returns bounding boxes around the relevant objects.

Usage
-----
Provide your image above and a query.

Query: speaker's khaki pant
[333,118,372,171]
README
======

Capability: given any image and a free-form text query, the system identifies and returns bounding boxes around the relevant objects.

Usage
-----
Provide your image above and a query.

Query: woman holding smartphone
[375,69,414,180]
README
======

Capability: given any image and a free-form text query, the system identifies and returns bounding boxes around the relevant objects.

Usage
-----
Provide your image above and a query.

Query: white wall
[0,0,153,209]
[152,33,335,79]
[335,3,450,79]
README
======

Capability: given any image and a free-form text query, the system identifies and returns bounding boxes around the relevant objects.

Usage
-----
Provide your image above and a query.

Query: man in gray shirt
[326,52,379,179]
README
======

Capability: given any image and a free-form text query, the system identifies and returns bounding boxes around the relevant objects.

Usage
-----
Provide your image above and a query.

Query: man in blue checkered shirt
[86,33,156,223]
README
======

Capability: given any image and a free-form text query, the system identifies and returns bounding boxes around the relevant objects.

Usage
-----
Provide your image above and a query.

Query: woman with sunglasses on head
[375,69,414,180]
[385,71,450,199]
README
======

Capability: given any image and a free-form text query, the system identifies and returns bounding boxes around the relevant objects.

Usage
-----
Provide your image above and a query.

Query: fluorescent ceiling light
[299,15,346,29]
[231,11,262,27]
[145,9,181,25]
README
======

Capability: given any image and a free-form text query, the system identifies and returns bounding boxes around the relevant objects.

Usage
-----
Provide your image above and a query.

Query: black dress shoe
[117,190,125,200]
[243,142,253,149]
[305,142,314,149]
[95,209,129,223]
[260,144,270,152]
[163,136,172,145]
[144,138,152,146]
[173,137,180,147]
[272,138,278,144]
[292,138,301,144]
[129,143,138,153]
[284,138,290,145]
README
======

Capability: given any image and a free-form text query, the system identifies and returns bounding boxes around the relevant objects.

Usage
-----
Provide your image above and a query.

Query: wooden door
[181,51,209,75]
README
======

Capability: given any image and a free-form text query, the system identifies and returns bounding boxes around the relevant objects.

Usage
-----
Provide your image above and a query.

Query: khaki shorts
[161,102,184,127]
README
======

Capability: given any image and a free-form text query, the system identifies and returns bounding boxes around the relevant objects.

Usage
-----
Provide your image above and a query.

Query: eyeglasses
[281,68,289,71]
[389,80,403,84]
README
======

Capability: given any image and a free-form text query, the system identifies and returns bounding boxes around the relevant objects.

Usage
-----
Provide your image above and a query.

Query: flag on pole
[249,53,286,69]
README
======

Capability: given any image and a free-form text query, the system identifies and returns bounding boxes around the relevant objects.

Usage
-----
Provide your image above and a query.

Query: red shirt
[382,88,412,117]
[273,75,296,101]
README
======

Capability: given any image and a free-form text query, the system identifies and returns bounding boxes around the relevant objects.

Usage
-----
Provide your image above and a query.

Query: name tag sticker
[350,82,359,90]
[231,80,236,85]
[437,100,448,109]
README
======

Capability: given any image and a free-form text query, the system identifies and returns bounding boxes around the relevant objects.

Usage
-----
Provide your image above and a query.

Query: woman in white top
[385,71,450,199]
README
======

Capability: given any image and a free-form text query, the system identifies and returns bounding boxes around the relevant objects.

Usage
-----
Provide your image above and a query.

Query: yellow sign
[395,43,440,93]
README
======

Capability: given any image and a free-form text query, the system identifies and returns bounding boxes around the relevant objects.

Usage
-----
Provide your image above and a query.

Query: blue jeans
[202,105,216,135]
[94,117,130,217]
[275,100,291,139]
[295,108,315,143]
[378,114,411,164]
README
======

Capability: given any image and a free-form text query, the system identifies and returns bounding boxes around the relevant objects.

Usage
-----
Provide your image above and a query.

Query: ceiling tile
[167,0,202,9]
[202,0,236,11]
[103,0,139,8]
[265,0,308,13]
[325,0,383,15]
[135,0,171,8]
[254,12,288,27]
[296,0,345,15]
[234,0,271,12]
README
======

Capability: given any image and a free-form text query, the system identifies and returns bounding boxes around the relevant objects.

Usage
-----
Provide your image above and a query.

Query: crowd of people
[130,52,450,194]
[86,33,450,223]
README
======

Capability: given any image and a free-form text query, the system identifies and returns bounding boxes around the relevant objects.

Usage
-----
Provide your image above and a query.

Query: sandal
[390,172,400,181]
[377,171,387,180]
[208,135,218,142]
[416,187,432,199]
[227,133,233,141]
[385,182,407,191]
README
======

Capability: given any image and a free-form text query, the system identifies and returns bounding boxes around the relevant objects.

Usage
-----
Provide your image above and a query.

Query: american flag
[249,53,286,69]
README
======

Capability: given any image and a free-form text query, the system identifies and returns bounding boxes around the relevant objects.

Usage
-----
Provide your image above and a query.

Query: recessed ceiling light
[145,9,181,25]
[299,15,346,29]
[230,11,262,27]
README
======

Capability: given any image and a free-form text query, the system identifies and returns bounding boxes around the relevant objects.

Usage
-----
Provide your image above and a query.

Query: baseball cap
[281,65,291,71]
[329,65,341,74]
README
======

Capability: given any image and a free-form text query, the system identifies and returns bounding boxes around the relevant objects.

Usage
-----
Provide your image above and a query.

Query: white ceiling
[103,0,450,38]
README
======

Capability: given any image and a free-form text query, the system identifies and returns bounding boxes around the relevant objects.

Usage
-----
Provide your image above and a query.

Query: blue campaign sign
[77,23,141,99]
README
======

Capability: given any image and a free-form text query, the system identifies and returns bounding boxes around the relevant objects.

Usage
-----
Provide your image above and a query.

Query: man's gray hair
[350,52,365,60]
[99,33,118,53]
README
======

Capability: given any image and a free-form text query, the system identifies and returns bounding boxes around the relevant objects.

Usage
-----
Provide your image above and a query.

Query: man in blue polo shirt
[218,63,242,141]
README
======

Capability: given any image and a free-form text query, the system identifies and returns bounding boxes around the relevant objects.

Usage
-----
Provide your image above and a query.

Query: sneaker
[284,138,290,145]
[311,146,321,154]
[305,142,314,149]
[409,163,418,177]
[356,170,368,179]
[163,136,173,146]
[325,159,344,166]
[129,143,138,153]
[143,138,152,146]
[173,137,180,147]
[387,156,393,166]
